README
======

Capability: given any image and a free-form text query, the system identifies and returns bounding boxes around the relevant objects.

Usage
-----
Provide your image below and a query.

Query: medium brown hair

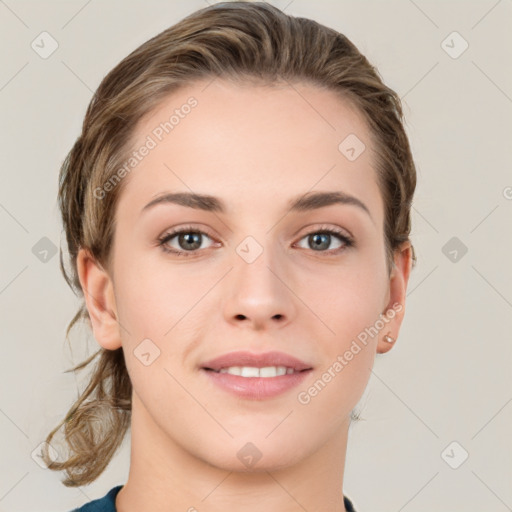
[41,0,417,486]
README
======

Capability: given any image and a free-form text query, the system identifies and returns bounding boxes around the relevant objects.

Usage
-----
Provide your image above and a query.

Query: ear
[76,248,122,350]
[377,241,413,354]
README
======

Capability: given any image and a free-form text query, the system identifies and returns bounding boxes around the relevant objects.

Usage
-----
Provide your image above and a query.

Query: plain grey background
[1,1,511,511]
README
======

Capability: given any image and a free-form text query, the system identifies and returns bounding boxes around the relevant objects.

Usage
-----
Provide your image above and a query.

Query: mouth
[200,350,313,400]
[202,366,309,377]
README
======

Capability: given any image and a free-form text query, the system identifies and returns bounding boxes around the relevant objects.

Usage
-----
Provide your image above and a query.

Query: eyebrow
[141,190,373,221]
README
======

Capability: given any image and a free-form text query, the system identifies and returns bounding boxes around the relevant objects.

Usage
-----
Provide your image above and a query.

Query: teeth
[217,366,294,377]
[241,366,260,377]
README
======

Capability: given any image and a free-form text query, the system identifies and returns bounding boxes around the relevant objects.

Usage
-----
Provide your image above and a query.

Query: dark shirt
[71,486,122,511]
[71,485,357,511]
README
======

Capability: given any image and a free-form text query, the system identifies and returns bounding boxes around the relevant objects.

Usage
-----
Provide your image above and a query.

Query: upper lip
[201,350,313,372]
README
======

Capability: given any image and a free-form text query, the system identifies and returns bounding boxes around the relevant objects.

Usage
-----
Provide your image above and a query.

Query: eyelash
[157,224,354,258]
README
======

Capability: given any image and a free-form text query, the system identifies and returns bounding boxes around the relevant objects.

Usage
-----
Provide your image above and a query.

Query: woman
[42,2,417,511]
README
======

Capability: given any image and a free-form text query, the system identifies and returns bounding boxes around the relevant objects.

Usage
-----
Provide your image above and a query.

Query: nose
[222,245,296,331]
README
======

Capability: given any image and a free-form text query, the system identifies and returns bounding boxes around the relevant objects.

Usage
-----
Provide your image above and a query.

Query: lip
[200,350,313,400]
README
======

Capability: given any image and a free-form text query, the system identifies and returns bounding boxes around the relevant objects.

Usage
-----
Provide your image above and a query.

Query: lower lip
[201,369,312,400]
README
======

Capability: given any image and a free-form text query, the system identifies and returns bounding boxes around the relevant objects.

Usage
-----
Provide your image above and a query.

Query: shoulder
[69,485,124,512]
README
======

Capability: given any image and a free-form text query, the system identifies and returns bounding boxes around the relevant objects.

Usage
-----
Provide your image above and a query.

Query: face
[81,78,410,472]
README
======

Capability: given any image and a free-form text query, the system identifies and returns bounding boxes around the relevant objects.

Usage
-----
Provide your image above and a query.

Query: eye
[157,226,217,257]
[157,225,354,258]
[295,227,354,254]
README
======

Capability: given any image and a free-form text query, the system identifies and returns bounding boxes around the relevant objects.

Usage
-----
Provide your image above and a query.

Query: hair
[41,0,417,487]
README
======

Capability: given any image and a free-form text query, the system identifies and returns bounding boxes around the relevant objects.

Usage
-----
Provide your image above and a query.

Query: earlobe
[76,248,122,350]
[377,241,413,354]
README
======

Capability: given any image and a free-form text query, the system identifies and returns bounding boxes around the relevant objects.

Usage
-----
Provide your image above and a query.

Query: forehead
[118,78,382,223]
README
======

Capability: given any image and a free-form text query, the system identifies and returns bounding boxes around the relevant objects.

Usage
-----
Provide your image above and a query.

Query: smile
[210,366,302,377]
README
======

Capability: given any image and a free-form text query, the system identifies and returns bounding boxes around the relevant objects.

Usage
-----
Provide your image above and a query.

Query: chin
[196,434,309,473]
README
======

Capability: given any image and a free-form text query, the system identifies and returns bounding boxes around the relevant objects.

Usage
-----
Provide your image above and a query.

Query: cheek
[297,254,387,406]
[296,270,383,414]
[329,279,386,344]
[113,249,207,334]
[301,256,388,338]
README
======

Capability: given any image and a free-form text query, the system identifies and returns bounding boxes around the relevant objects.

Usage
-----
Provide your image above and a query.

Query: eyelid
[157,224,219,250]
[295,223,353,240]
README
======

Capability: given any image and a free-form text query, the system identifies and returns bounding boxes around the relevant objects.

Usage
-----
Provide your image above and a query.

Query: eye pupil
[310,233,330,251]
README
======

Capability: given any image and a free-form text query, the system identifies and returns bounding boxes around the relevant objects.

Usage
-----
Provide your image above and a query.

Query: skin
[77,78,412,512]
